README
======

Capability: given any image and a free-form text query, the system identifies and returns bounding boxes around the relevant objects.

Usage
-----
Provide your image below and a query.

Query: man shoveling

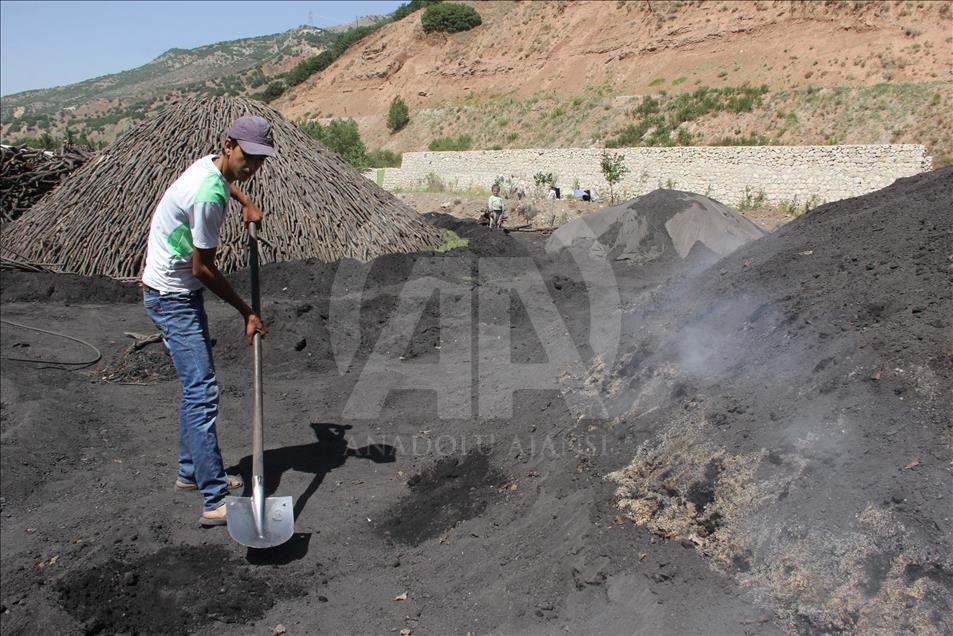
[141,115,275,526]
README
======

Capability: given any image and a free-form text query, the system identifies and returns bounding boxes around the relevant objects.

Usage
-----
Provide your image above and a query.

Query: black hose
[1,318,102,368]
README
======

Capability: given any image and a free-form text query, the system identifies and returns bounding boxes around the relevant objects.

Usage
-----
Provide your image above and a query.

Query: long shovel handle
[248,223,265,528]
[227,223,295,548]
[249,223,262,315]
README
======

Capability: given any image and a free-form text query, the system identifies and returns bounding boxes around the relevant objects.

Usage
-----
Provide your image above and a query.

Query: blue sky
[0,1,405,96]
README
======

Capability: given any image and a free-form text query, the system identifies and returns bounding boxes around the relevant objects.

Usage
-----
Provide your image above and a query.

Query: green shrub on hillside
[284,23,383,90]
[367,149,402,167]
[22,130,59,150]
[606,118,658,147]
[393,0,442,21]
[247,70,266,88]
[300,118,369,169]
[421,3,482,33]
[286,50,336,88]
[606,84,769,147]
[387,95,410,133]
[260,81,286,102]
[428,134,472,151]
[635,96,660,116]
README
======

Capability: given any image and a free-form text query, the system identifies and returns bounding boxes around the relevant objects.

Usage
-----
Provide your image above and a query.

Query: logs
[0,145,93,223]
[1,96,442,279]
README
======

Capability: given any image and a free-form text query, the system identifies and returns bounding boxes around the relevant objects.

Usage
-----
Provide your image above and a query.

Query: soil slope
[275,0,952,152]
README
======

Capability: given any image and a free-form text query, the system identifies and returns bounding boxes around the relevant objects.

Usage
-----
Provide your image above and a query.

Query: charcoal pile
[605,167,953,633]
[546,189,764,265]
[1,96,442,279]
[0,144,93,223]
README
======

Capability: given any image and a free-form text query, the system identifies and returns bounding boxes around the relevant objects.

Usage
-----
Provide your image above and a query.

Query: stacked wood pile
[1,145,93,223]
[1,96,442,279]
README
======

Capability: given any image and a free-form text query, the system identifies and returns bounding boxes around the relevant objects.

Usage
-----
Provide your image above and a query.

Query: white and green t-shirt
[488,195,503,212]
[142,155,229,292]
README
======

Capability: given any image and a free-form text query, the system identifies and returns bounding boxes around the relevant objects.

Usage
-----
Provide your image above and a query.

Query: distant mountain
[0,26,335,145]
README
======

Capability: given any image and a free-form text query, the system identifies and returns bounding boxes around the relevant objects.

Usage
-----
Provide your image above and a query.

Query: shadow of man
[227,422,395,519]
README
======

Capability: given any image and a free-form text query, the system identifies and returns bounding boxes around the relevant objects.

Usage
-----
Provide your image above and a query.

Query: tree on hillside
[260,81,286,102]
[387,96,410,133]
[393,0,442,22]
[38,130,57,151]
[421,3,482,33]
[600,150,628,204]
[300,118,369,170]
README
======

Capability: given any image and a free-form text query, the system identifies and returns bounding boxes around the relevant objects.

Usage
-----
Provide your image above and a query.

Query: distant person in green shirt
[487,184,504,229]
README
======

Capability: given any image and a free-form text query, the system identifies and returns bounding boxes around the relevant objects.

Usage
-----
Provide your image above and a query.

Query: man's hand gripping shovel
[226,222,294,548]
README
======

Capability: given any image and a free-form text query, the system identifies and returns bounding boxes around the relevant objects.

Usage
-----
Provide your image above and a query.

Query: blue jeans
[144,289,228,511]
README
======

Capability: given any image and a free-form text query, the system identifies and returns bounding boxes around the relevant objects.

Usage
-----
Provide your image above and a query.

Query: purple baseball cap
[227,115,276,157]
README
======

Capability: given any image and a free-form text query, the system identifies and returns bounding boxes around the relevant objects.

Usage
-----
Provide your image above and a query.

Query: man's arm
[192,246,265,344]
[230,184,263,226]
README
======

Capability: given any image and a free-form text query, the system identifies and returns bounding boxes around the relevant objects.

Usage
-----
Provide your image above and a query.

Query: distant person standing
[488,184,504,229]
[141,115,276,527]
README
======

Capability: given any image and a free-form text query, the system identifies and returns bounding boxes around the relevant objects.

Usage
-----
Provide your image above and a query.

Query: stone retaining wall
[365,145,932,206]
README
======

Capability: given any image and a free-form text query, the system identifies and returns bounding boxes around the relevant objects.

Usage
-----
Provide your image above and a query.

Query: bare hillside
[275,0,952,161]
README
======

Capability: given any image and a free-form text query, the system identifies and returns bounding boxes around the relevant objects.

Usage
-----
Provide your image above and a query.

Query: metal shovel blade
[225,494,294,548]
[225,224,295,550]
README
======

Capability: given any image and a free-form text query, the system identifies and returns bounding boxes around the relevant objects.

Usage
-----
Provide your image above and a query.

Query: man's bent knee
[183,378,219,406]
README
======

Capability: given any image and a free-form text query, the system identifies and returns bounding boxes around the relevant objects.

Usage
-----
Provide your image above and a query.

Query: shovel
[226,222,294,548]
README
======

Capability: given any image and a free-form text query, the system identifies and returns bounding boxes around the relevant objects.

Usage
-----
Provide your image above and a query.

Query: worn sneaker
[200,503,227,527]
[175,475,243,491]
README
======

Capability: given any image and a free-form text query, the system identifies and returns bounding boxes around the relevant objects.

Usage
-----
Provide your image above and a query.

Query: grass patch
[367,148,402,168]
[387,81,947,163]
[607,84,769,147]
[433,229,469,253]
[429,134,473,151]
[712,132,773,146]
[736,186,767,211]
[777,194,824,217]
